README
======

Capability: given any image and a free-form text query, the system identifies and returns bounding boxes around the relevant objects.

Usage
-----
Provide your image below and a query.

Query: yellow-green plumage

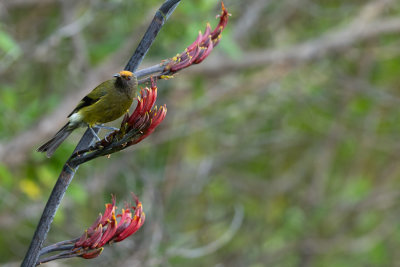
[38,70,137,157]
[73,80,135,126]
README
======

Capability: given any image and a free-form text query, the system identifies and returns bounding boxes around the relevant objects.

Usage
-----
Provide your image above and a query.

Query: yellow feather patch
[119,70,133,78]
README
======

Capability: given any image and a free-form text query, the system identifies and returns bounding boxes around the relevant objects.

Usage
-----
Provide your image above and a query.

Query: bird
[37,70,138,158]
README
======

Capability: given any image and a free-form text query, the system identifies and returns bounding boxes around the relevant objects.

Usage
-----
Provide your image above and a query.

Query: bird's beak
[113,73,120,78]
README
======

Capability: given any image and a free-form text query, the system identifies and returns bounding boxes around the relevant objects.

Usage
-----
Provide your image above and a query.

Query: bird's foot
[94,124,119,131]
[104,132,113,142]
[89,126,101,141]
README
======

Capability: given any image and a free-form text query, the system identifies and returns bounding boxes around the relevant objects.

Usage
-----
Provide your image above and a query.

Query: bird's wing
[67,81,110,117]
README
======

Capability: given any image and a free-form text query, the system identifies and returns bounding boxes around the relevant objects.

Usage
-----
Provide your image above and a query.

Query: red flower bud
[165,1,230,73]
[71,194,145,259]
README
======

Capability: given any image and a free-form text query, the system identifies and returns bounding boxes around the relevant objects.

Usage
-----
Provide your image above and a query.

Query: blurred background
[1,0,400,266]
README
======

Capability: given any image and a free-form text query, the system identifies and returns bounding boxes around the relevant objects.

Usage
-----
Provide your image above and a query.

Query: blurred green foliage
[1,0,400,266]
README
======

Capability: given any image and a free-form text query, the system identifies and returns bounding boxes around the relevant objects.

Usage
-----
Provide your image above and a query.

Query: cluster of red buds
[74,194,145,258]
[163,1,230,74]
[38,194,145,264]
[121,77,167,146]
[90,77,167,154]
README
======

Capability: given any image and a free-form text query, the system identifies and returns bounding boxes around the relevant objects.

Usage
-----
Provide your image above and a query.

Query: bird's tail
[37,123,74,158]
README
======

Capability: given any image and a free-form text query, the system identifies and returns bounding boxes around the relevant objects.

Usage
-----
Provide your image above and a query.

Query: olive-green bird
[38,70,138,158]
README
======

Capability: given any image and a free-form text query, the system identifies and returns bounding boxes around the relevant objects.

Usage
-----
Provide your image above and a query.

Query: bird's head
[114,70,135,81]
[114,70,137,92]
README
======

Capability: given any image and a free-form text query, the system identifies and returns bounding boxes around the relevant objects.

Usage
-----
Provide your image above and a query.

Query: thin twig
[167,204,244,258]
[39,244,76,256]
[135,63,166,79]
[69,128,146,166]
[40,238,79,256]
[37,251,79,265]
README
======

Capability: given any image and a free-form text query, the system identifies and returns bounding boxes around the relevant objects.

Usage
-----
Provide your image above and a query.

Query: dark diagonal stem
[21,1,181,266]
[21,127,98,267]
[124,0,180,72]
